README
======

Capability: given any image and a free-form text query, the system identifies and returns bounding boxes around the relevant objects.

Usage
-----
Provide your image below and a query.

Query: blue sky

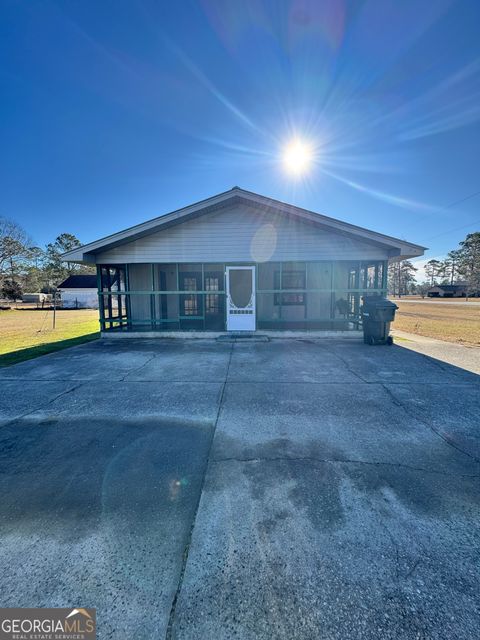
[1,0,479,279]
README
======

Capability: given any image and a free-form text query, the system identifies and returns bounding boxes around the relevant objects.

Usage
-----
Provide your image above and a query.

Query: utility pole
[53,287,57,329]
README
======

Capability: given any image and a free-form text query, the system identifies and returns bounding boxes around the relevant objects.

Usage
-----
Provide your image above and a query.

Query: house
[22,292,49,304]
[427,284,467,298]
[61,187,425,335]
[57,274,98,309]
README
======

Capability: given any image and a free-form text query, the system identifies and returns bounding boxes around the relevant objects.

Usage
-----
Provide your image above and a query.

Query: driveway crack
[120,352,158,381]
[0,382,84,428]
[210,455,479,477]
[165,342,234,640]
[322,345,369,382]
[382,384,480,463]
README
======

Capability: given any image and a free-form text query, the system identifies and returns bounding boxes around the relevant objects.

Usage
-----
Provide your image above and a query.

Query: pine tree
[457,232,480,296]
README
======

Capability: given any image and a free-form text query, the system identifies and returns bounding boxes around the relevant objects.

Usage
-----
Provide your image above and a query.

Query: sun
[282,139,314,176]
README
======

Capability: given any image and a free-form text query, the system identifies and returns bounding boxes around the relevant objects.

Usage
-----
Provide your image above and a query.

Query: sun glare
[282,139,314,176]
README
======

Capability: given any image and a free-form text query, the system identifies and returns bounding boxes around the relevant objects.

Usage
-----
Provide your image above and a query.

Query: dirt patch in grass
[393,301,480,346]
[0,308,100,366]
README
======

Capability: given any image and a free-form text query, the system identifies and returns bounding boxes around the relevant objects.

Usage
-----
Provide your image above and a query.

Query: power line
[444,189,480,209]
[424,218,480,242]
[421,189,480,242]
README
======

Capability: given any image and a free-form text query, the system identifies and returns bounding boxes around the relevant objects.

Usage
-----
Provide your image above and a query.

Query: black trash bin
[361,296,398,345]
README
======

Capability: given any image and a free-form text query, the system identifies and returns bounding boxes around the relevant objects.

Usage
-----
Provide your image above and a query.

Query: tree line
[389,231,480,297]
[2,215,478,300]
[0,216,94,300]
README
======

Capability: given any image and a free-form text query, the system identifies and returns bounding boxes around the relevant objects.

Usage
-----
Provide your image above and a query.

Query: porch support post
[125,264,131,328]
[97,265,105,332]
[150,264,155,330]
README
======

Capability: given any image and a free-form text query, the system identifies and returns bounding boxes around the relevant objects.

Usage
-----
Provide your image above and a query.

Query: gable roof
[428,283,467,291]
[57,274,97,289]
[61,187,427,263]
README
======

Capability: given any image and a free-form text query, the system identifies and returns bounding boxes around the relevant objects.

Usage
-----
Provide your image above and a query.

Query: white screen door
[226,266,256,331]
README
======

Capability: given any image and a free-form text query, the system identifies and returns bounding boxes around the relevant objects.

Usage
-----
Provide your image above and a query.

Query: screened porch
[98,260,388,332]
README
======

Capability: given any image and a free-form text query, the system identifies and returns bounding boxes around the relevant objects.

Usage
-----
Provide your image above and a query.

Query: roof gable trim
[62,188,427,262]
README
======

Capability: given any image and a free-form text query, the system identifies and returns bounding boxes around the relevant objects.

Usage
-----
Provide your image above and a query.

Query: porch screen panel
[128,264,153,326]
[258,262,279,289]
[256,293,278,325]
[360,262,384,292]
[154,264,179,328]
[332,262,360,328]
[306,262,332,320]
[204,264,225,331]
[100,267,112,324]
[333,292,361,328]
[279,262,306,321]
[179,264,203,330]
[99,265,127,330]
[333,262,355,291]
[257,263,280,325]
[377,262,384,290]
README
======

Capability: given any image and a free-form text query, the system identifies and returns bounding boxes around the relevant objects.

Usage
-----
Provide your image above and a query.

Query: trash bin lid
[361,296,398,310]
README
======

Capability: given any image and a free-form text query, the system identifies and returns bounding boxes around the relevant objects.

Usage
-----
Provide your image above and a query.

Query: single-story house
[61,187,425,335]
[427,283,467,298]
[22,292,49,303]
[57,274,98,309]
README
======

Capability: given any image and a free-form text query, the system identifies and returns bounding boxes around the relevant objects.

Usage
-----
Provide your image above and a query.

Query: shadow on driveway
[0,338,478,639]
[0,417,214,639]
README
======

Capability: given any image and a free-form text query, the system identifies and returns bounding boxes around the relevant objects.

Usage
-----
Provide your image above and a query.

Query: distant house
[427,284,467,298]
[22,292,49,303]
[58,274,98,308]
[61,188,425,334]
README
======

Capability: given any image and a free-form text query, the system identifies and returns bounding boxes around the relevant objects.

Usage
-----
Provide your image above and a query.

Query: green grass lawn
[0,308,100,366]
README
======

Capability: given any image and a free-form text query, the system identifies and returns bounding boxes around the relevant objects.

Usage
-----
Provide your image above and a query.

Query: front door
[226,266,256,331]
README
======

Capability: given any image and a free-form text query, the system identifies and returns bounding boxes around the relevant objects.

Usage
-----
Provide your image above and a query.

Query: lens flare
[282,139,314,176]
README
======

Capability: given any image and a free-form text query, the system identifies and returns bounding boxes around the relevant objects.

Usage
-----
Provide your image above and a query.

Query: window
[348,267,358,290]
[182,278,198,316]
[179,266,202,318]
[205,277,218,291]
[183,296,198,315]
[359,262,383,289]
[377,263,384,289]
[205,276,220,315]
[367,265,376,289]
[183,277,197,291]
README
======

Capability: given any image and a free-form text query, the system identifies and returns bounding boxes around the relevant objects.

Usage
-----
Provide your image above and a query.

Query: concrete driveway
[0,338,479,639]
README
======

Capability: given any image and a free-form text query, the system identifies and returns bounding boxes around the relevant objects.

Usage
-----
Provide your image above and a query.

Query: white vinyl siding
[95,206,388,264]
[60,289,98,309]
